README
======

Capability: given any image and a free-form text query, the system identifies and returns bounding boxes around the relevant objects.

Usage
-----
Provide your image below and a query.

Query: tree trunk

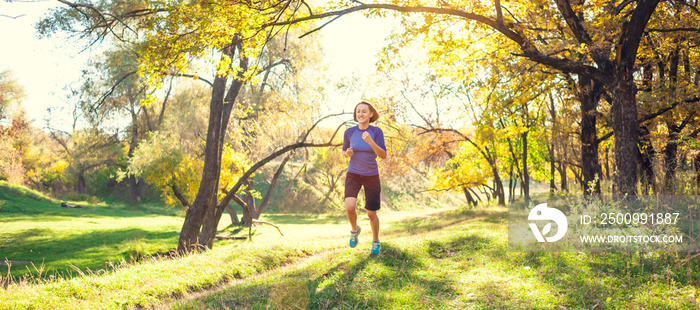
[462,135,505,205]
[549,144,556,195]
[559,142,568,192]
[522,131,530,202]
[128,175,143,203]
[488,145,506,205]
[468,187,482,204]
[638,126,655,194]
[579,76,603,195]
[240,177,257,226]
[695,154,700,191]
[463,186,477,206]
[548,91,557,195]
[77,172,87,194]
[571,165,583,186]
[493,170,506,205]
[127,112,143,203]
[502,130,520,203]
[606,0,658,195]
[663,45,681,194]
[480,185,491,202]
[255,155,291,217]
[177,67,230,253]
[137,178,146,201]
[663,122,680,194]
[604,146,611,181]
[197,40,249,250]
[225,203,240,225]
[509,164,516,202]
[610,78,640,195]
[638,61,656,195]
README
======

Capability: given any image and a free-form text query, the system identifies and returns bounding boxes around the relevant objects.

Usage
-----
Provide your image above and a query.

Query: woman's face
[355,104,373,124]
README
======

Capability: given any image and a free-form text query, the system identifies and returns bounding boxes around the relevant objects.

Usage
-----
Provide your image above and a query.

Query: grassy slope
[0,181,183,278]
[1,181,699,309]
[174,209,700,310]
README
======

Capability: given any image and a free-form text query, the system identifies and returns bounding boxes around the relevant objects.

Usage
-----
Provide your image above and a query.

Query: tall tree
[42,0,319,252]
[276,0,666,195]
[572,75,604,195]
[634,4,700,194]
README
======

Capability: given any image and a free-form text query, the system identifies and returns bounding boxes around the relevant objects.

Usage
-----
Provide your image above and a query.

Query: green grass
[173,207,700,310]
[0,181,183,279]
[2,181,700,309]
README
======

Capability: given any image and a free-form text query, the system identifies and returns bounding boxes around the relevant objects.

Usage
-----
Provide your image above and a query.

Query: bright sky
[0,1,92,130]
[0,1,398,131]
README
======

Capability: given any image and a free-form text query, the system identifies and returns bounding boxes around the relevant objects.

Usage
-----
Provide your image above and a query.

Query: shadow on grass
[304,244,443,309]
[260,214,347,225]
[219,225,246,235]
[495,247,700,308]
[166,207,700,309]
[176,244,463,309]
[385,207,507,237]
[1,228,179,279]
[178,233,537,309]
[308,224,697,309]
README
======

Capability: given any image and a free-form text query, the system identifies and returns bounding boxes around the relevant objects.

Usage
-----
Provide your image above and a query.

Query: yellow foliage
[130,131,258,208]
[133,0,283,90]
[219,144,255,201]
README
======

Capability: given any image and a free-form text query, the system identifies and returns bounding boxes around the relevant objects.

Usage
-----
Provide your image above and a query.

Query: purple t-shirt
[343,125,386,176]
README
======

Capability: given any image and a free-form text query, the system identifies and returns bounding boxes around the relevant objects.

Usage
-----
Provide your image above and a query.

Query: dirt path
[151,207,500,309]
[152,249,339,310]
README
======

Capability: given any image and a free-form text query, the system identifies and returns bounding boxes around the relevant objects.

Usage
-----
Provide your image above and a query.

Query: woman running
[342,101,387,255]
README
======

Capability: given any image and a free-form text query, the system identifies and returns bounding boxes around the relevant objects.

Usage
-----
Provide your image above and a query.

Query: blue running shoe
[370,241,381,255]
[349,225,361,248]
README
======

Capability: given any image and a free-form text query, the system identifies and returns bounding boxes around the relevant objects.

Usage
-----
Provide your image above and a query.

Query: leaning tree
[41,0,334,252]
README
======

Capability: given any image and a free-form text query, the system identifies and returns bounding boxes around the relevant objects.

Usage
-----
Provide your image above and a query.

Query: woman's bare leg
[345,197,358,231]
[367,210,379,242]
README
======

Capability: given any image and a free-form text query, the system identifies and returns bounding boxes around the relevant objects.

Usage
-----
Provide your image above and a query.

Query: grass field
[0,181,183,279]
[171,210,700,310]
[2,181,700,309]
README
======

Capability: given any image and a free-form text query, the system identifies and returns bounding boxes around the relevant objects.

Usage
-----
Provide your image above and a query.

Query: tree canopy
[3,0,697,254]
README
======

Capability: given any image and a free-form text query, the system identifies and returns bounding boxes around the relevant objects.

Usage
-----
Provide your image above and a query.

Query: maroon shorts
[344,172,381,211]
